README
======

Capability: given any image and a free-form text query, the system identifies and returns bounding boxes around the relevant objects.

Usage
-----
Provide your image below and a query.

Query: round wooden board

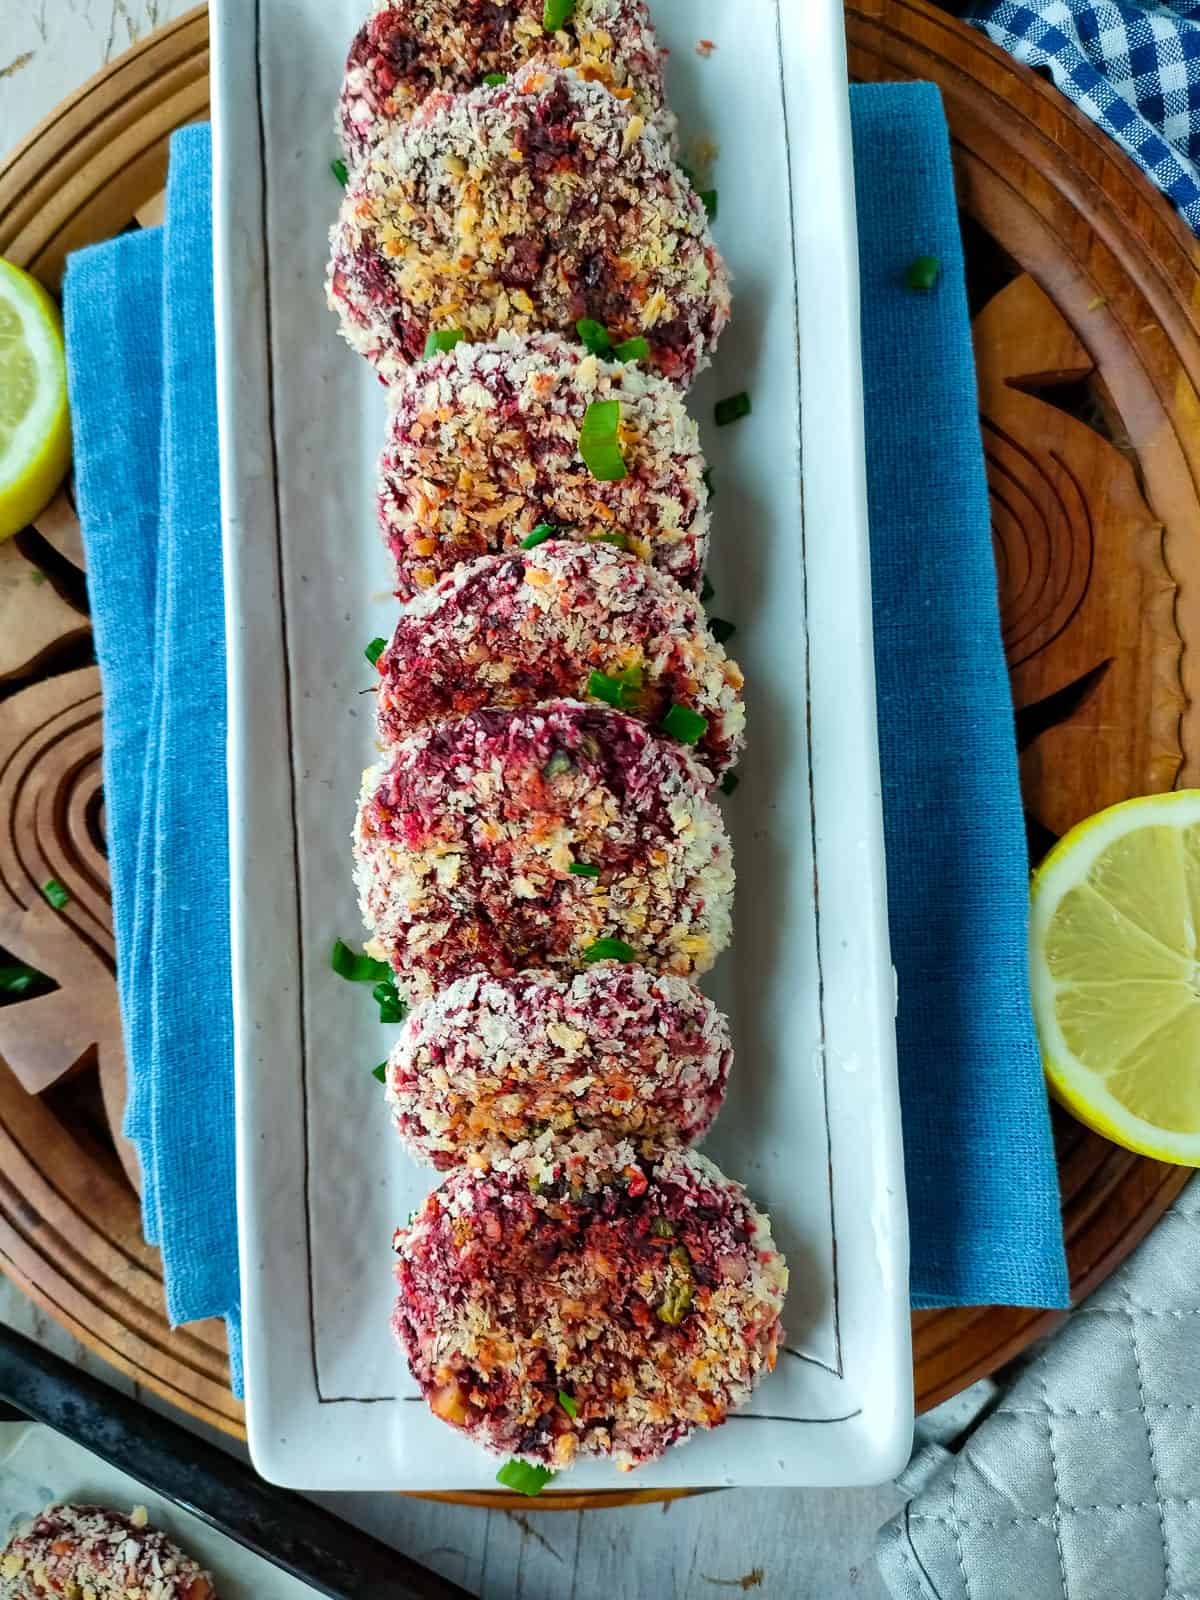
[0,0,1195,1489]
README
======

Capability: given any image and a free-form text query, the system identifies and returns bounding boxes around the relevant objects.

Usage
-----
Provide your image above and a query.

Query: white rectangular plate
[213,0,912,1491]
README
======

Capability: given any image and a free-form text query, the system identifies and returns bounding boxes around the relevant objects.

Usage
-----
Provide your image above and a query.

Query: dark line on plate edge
[774,0,843,1381]
[254,1,323,1405]
[281,3,846,1414]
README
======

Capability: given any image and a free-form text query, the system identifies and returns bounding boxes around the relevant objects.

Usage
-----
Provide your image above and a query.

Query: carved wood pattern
[0,0,1195,1456]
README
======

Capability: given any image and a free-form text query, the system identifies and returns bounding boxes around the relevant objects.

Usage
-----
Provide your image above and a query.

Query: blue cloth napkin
[853,85,1067,1308]
[64,126,242,1385]
[965,0,1200,234]
[60,92,1067,1378]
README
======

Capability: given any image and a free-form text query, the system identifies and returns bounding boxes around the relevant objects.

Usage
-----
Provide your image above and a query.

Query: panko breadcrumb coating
[354,700,734,996]
[339,0,676,165]
[0,1504,214,1600]
[386,966,732,1166]
[327,64,729,386]
[375,539,744,777]
[392,1134,787,1469]
[378,332,710,596]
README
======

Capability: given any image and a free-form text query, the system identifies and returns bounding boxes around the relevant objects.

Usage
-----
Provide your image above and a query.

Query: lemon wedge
[1029,791,1200,1165]
[0,257,71,541]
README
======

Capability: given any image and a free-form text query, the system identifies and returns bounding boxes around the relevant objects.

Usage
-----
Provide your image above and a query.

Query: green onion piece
[30,570,46,586]
[612,336,649,363]
[522,523,557,550]
[701,575,715,604]
[587,530,629,550]
[372,1061,388,1083]
[373,977,408,1025]
[576,317,612,356]
[0,964,43,996]
[587,666,642,711]
[905,254,941,292]
[699,189,718,222]
[579,400,627,482]
[483,71,507,85]
[558,1391,579,1419]
[702,468,715,498]
[583,938,637,964]
[544,749,573,779]
[365,636,387,666]
[497,1460,557,1496]
[708,617,736,645]
[569,862,601,878]
[542,0,575,31]
[720,771,740,797]
[662,703,709,745]
[714,391,751,427]
[423,328,466,358]
[330,938,392,984]
[651,1216,675,1238]
[331,157,349,187]
[42,879,70,910]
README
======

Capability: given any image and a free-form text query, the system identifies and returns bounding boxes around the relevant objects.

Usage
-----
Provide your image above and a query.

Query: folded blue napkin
[965,0,1200,234]
[64,126,242,1385]
[60,92,1066,1382]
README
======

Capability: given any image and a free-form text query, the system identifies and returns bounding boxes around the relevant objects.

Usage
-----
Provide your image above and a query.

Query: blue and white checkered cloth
[965,0,1200,233]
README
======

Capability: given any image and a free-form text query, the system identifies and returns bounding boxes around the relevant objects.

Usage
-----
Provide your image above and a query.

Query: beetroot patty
[353,700,733,996]
[327,65,729,387]
[0,1504,215,1599]
[386,967,732,1167]
[375,540,744,777]
[378,332,710,597]
[393,1135,788,1470]
[339,0,676,166]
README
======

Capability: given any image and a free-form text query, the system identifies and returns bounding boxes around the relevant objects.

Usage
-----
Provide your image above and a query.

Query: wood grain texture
[0,0,1196,1464]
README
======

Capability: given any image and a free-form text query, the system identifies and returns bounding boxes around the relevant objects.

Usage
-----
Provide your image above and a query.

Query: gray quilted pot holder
[877,1175,1200,1600]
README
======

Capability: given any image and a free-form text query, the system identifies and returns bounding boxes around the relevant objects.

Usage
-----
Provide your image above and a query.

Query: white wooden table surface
[0,9,910,1596]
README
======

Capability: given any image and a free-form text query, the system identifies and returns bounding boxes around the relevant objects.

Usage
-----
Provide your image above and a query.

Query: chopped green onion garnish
[576,317,612,356]
[651,1216,675,1238]
[558,1391,579,1419]
[662,703,709,745]
[522,523,557,550]
[583,938,637,963]
[372,1061,388,1083]
[497,1459,557,1495]
[701,575,715,603]
[720,771,740,796]
[331,938,392,984]
[42,879,70,910]
[612,336,649,363]
[365,636,387,666]
[587,667,642,711]
[483,71,507,86]
[373,977,408,1025]
[542,0,575,31]
[423,328,466,358]
[579,400,627,482]
[331,157,349,187]
[905,254,941,292]
[699,189,718,222]
[30,570,46,586]
[702,468,715,498]
[709,617,736,645]
[569,862,601,878]
[587,530,629,550]
[714,392,751,427]
[0,963,45,997]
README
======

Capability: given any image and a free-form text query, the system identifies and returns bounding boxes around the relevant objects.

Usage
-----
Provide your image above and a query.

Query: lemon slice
[1029,790,1200,1165]
[0,258,71,542]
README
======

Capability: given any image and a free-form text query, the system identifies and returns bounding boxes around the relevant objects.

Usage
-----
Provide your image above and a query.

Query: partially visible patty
[0,1504,215,1599]
[375,539,744,776]
[393,1135,788,1470]
[353,700,734,996]
[327,65,729,387]
[339,0,676,165]
[386,966,733,1166]
[378,332,710,596]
